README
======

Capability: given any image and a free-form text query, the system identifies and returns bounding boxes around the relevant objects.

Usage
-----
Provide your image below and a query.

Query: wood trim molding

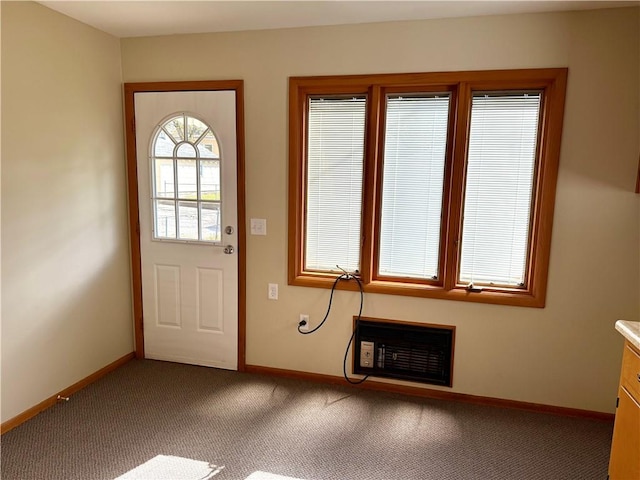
[123,80,247,371]
[290,68,570,89]
[244,364,614,422]
[235,82,247,372]
[1,353,135,435]
[636,155,640,193]
[123,84,144,358]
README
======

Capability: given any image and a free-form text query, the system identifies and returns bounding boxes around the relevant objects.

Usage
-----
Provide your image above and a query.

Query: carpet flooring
[1,359,614,480]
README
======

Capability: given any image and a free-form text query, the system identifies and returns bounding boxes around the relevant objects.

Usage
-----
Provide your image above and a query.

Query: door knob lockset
[223,245,234,255]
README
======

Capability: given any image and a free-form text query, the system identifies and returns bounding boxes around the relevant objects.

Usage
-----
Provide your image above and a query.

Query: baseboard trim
[1,352,135,434]
[244,364,614,422]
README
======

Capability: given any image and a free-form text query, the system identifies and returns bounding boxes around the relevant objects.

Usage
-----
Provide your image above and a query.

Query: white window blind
[305,96,366,273]
[378,94,450,279]
[459,92,542,286]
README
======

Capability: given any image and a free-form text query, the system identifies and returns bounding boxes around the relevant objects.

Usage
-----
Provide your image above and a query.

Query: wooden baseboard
[244,364,615,422]
[1,352,135,434]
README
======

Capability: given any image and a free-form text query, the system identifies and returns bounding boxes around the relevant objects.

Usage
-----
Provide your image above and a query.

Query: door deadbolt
[225,226,234,235]
[223,245,234,254]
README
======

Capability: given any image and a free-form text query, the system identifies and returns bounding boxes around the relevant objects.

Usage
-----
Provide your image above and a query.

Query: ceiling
[39,1,638,38]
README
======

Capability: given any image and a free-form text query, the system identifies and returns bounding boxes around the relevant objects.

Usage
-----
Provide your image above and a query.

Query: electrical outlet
[268,283,278,300]
[299,314,309,332]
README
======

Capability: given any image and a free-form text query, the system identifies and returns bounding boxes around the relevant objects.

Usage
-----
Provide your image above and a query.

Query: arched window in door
[150,113,221,243]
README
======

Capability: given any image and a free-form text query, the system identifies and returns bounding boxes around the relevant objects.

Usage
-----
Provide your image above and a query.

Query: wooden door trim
[123,80,247,371]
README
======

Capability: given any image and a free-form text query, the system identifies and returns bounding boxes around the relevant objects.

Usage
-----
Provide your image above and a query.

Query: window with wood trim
[288,69,567,307]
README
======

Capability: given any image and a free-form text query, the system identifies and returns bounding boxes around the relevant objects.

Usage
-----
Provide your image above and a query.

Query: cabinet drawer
[621,341,640,401]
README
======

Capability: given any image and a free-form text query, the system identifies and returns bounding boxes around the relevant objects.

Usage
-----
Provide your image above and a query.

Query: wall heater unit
[353,317,455,387]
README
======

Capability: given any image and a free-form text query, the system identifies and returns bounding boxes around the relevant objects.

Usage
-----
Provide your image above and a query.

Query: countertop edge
[615,320,640,352]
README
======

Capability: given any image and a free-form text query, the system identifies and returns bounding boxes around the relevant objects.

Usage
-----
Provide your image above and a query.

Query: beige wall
[122,7,639,413]
[2,3,635,427]
[1,2,133,422]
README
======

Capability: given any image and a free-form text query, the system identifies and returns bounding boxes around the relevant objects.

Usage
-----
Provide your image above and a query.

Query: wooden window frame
[288,69,568,307]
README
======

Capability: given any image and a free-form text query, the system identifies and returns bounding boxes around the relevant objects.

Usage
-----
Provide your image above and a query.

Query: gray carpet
[1,359,613,480]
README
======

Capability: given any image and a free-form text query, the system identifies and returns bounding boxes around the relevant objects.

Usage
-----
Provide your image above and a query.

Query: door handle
[223,245,234,255]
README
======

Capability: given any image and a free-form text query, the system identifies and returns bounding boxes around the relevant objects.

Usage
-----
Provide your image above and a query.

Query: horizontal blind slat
[305,97,366,272]
[379,95,450,279]
[459,92,541,286]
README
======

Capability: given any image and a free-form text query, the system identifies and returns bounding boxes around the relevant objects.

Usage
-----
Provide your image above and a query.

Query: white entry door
[135,91,238,369]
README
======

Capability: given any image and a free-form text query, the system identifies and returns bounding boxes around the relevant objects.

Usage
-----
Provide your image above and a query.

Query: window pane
[201,202,221,242]
[187,116,208,143]
[151,114,225,244]
[164,116,185,142]
[154,158,175,198]
[305,96,366,273]
[154,130,175,158]
[379,94,450,279]
[200,160,220,200]
[197,130,219,159]
[177,159,197,199]
[176,143,197,158]
[154,200,176,239]
[459,92,541,286]
[178,201,199,240]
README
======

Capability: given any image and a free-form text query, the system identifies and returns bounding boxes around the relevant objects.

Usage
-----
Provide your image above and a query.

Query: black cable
[342,275,369,385]
[297,271,369,384]
[297,273,349,335]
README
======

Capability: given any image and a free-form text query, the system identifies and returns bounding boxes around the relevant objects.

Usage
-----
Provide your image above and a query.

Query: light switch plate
[250,218,267,235]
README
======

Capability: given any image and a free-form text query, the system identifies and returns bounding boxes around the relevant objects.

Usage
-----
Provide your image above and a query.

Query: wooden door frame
[123,80,247,371]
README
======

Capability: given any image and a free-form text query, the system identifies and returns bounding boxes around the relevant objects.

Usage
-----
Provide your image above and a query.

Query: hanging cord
[297,272,350,334]
[342,274,369,384]
[297,269,369,384]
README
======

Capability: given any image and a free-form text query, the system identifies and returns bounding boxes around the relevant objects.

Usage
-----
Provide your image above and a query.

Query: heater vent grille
[353,318,455,387]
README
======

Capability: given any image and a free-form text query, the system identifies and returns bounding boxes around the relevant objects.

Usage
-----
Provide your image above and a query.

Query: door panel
[197,267,224,332]
[134,90,238,369]
[155,264,181,327]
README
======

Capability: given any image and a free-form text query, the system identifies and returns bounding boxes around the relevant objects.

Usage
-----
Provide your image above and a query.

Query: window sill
[289,274,545,308]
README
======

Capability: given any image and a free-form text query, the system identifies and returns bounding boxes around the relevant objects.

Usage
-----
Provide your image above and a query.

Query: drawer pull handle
[637,373,640,382]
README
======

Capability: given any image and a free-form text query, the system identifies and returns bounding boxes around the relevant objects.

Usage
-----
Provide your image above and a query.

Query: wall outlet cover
[299,314,309,332]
